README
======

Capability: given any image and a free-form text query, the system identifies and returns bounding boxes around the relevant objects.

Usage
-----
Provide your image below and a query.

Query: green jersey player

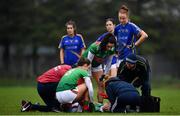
[82,33,116,103]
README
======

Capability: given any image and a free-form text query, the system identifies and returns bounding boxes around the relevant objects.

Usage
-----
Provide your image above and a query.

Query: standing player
[56,57,94,112]
[58,20,86,66]
[114,5,148,66]
[82,33,116,103]
[96,18,117,77]
[21,64,71,112]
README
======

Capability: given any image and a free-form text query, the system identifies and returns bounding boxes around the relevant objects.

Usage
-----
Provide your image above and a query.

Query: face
[118,12,128,25]
[126,62,136,70]
[66,25,74,36]
[106,43,114,51]
[106,21,115,33]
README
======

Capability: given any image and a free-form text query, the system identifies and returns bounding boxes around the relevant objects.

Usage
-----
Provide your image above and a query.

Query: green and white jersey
[82,42,115,67]
[56,68,89,92]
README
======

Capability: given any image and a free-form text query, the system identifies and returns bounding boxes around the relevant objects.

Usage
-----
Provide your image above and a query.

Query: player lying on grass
[56,57,95,112]
[21,64,71,112]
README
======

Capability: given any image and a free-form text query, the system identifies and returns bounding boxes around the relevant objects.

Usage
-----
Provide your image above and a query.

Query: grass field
[0,78,180,115]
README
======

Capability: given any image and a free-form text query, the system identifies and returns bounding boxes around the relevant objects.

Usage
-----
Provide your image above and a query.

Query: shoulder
[136,55,149,67]
[88,42,99,53]
[115,24,121,28]
[61,35,68,40]
[77,68,88,74]
[97,32,108,42]
[115,24,121,29]
[76,34,84,39]
[91,42,99,49]
[128,22,139,28]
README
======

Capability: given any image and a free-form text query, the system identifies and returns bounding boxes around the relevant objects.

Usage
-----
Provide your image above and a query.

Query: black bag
[140,96,161,112]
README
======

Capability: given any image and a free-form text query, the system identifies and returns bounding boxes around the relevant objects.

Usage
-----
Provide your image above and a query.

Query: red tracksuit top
[37,65,71,83]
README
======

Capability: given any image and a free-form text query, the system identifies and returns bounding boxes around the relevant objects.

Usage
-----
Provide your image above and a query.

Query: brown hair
[65,20,77,34]
[119,5,129,15]
[77,57,90,66]
[106,18,115,25]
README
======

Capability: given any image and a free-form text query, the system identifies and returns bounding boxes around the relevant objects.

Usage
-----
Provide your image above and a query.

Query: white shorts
[56,90,77,104]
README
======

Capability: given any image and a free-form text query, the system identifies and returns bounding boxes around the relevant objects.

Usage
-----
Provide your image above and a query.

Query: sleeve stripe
[77,34,86,48]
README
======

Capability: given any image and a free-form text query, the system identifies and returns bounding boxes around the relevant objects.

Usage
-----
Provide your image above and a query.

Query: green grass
[0,78,180,115]
[0,86,180,115]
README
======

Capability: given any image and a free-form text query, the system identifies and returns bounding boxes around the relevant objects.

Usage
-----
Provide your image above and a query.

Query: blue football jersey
[58,34,86,66]
[114,22,141,59]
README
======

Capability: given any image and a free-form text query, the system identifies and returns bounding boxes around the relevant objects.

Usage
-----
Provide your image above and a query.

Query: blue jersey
[114,22,141,59]
[58,34,86,66]
[96,32,117,65]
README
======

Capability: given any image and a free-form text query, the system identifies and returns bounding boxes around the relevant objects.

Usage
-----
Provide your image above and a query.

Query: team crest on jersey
[74,40,78,43]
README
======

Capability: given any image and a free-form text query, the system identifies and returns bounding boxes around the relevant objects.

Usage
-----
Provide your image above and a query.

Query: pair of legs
[92,63,117,103]
[56,83,90,112]
[92,65,104,103]
[110,92,140,112]
[34,82,60,112]
[21,82,60,112]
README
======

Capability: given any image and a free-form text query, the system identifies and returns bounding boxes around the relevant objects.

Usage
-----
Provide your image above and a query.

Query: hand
[102,102,110,111]
[99,74,105,82]
[127,44,135,49]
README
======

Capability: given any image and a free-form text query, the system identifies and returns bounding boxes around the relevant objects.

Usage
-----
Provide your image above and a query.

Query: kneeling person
[103,76,141,112]
[56,57,94,112]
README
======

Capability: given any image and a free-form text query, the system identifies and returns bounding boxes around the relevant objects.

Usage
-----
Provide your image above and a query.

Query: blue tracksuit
[105,77,140,112]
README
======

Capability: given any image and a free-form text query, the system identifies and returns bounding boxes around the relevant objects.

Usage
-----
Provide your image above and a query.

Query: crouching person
[21,64,71,112]
[56,57,95,112]
[102,76,141,113]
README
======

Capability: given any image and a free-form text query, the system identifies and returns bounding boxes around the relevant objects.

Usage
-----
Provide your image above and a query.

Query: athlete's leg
[92,65,104,103]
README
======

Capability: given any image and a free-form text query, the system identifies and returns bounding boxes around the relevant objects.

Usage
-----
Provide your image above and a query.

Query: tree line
[0,0,180,77]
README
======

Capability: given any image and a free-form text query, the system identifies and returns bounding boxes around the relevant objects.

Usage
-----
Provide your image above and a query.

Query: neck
[69,34,75,37]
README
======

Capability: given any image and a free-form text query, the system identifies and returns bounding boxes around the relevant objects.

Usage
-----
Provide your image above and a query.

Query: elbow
[141,30,148,39]
[143,31,148,39]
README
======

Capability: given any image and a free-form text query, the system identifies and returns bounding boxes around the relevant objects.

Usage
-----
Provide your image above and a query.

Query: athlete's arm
[80,48,86,56]
[135,30,148,47]
[104,55,113,75]
[84,77,94,103]
[60,48,64,64]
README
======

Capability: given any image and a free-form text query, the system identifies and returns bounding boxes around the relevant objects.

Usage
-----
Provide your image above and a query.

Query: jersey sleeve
[130,23,142,36]
[58,36,66,49]
[77,34,86,49]
[89,43,98,54]
[81,70,89,78]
